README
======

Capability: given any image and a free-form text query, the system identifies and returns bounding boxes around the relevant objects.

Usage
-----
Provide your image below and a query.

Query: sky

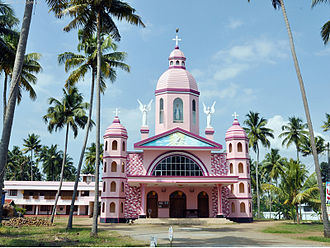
[2,0,330,174]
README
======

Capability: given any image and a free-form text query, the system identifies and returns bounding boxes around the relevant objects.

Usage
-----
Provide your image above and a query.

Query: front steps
[134,218,233,225]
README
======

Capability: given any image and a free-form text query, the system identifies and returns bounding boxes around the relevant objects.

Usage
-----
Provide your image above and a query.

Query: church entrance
[170,191,186,218]
[147,191,158,218]
[198,191,209,217]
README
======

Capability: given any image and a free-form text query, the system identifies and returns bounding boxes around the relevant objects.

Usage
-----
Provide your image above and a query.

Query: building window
[122,141,125,151]
[240,202,246,213]
[111,161,117,172]
[9,190,17,196]
[248,183,251,193]
[81,191,89,197]
[102,202,105,213]
[237,142,243,152]
[176,60,179,65]
[173,98,183,123]
[112,140,118,150]
[239,183,244,193]
[159,98,164,123]
[238,163,244,173]
[231,202,235,213]
[120,202,124,213]
[122,162,125,173]
[192,99,196,124]
[229,143,232,153]
[105,141,108,151]
[110,181,116,192]
[249,202,252,213]
[231,184,234,194]
[121,182,125,192]
[103,182,106,192]
[104,162,107,173]
[229,163,233,174]
[110,202,115,213]
[170,61,173,66]
[182,61,185,66]
[246,143,249,153]
[152,155,203,176]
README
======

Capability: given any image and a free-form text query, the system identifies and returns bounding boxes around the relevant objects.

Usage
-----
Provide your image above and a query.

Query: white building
[4,174,101,216]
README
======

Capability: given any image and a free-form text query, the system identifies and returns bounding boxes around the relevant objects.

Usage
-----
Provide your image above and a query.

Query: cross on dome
[113,108,120,117]
[172,29,181,48]
[232,112,239,119]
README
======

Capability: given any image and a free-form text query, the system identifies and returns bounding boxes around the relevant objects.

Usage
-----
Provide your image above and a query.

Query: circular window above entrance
[152,155,203,176]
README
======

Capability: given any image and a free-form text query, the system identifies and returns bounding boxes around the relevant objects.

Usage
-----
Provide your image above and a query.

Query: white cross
[172,33,181,47]
[113,108,120,117]
[232,112,239,119]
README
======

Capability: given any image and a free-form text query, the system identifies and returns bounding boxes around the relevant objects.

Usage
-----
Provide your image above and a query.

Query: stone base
[216,214,224,218]
[100,217,126,223]
[139,214,147,218]
[227,217,253,223]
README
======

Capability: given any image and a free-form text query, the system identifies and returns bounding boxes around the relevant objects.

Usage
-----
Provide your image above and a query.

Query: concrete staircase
[134,218,233,225]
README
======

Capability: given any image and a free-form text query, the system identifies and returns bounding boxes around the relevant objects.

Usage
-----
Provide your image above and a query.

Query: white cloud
[227,19,243,29]
[213,64,248,81]
[266,115,292,151]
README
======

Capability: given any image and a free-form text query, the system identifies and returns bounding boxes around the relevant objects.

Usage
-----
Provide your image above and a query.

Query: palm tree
[85,143,103,169]
[244,111,274,218]
[58,31,129,230]
[301,136,326,157]
[278,117,308,162]
[321,113,330,132]
[81,163,95,175]
[59,0,144,235]
[247,0,330,236]
[0,0,65,223]
[311,0,330,44]
[22,133,41,181]
[43,86,89,223]
[38,145,62,181]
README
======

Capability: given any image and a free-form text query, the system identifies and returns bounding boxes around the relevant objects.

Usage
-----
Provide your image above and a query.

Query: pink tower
[100,115,128,223]
[225,115,253,222]
[154,43,200,135]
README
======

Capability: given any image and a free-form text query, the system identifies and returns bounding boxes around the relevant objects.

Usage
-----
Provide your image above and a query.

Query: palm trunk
[279,0,330,237]
[50,123,69,223]
[91,11,102,237]
[269,191,272,219]
[67,72,95,230]
[3,73,8,123]
[327,142,330,182]
[296,145,299,163]
[256,146,260,218]
[0,0,34,224]
[30,150,33,181]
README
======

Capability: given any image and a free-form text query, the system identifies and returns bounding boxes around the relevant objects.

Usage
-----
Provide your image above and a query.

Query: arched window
[120,202,124,213]
[122,141,125,151]
[246,143,249,153]
[103,182,106,192]
[239,183,244,193]
[249,202,252,213]
[152,155,203,176]
[192,100,196,124]
[159,98,164,124]
[182,61,185,66]
[240,202,246,213]
[237,142,243,152]
[248,183,251,193]
[110,202,115,213]
[229,163,233,174]
[111,161,117,172]
[105,141,108,151]
[102,202,105,213]
[176,60,179,65]
[238,163,244,173]
[110,181,116,192]
[104,162,107,173]
[231,184,234,194]
[229,143,232,153]
[170,61,173,66]
[112,140,118,150]
[121,182,125,192]
[121,162,125,173]
[231,202,235,213]
[173,98,183,123]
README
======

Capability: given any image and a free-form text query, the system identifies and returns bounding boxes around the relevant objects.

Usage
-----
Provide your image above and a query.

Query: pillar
[139,184,146,218]
[35,205,39,215]
[140,127,149,140]
[216,184,224,218]
[77,206,81,215]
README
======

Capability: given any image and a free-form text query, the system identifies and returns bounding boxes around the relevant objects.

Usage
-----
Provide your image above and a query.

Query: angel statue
[203,101,216,128]
[137,99,153,127]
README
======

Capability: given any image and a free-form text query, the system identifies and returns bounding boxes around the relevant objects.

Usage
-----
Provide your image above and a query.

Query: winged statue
[137,99,153,127]
[203,101,216,128]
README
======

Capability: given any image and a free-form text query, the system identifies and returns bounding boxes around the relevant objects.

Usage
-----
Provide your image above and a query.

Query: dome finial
[232,112,239,120]
[172,28,181,49]
[113,108,120,117]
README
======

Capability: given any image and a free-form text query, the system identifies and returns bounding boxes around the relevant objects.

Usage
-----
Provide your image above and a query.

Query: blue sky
[2,0,330,173]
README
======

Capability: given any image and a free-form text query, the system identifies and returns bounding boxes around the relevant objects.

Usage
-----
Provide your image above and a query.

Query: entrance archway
[147,191,158,218]
[170,191,186,218]
[198,191,209,217]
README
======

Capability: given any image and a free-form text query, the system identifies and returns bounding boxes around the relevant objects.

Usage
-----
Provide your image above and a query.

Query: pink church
[100,36,253,223]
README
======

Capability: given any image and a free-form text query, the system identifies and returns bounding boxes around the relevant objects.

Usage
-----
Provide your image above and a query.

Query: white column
[77,205,81,215]
[35,205,39,215]
[140,184,146,217]
[217,184,224,217]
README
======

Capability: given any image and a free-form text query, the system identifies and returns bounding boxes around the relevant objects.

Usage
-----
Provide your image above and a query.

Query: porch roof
[127,175,238,186]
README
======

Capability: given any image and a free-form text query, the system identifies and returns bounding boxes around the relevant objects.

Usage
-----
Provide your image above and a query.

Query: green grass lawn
[262,222,323,234]
[0,218,146,247]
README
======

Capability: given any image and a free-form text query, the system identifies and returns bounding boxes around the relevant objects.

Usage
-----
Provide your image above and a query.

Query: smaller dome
[104,116,128,138]
[225,118,247,140]
[169,48,185,59]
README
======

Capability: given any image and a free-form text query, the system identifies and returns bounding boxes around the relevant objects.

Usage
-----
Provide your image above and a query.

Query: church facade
[100,36,253,223]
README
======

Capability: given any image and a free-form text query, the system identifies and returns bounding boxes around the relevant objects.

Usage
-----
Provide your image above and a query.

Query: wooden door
[198,192,209,217]
[170,191,186,218]
[147,191,158,218]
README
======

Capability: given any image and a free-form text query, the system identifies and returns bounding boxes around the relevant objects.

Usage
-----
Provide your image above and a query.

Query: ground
[1,216,329,247]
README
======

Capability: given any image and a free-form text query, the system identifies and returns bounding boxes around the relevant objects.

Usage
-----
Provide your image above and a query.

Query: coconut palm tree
[59,0,144,235]
[0,0,66,223]
[58,31,129,230]
[301,136,326,157]
[22,133,41,181]
[311,0,330,44]
[43,86,89,223]
[247,0,330,236]
[85,143,103,169]
[321,113,330,132]
[278,117,308,162]
[38,145,62,181]
[244,111,274,218]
